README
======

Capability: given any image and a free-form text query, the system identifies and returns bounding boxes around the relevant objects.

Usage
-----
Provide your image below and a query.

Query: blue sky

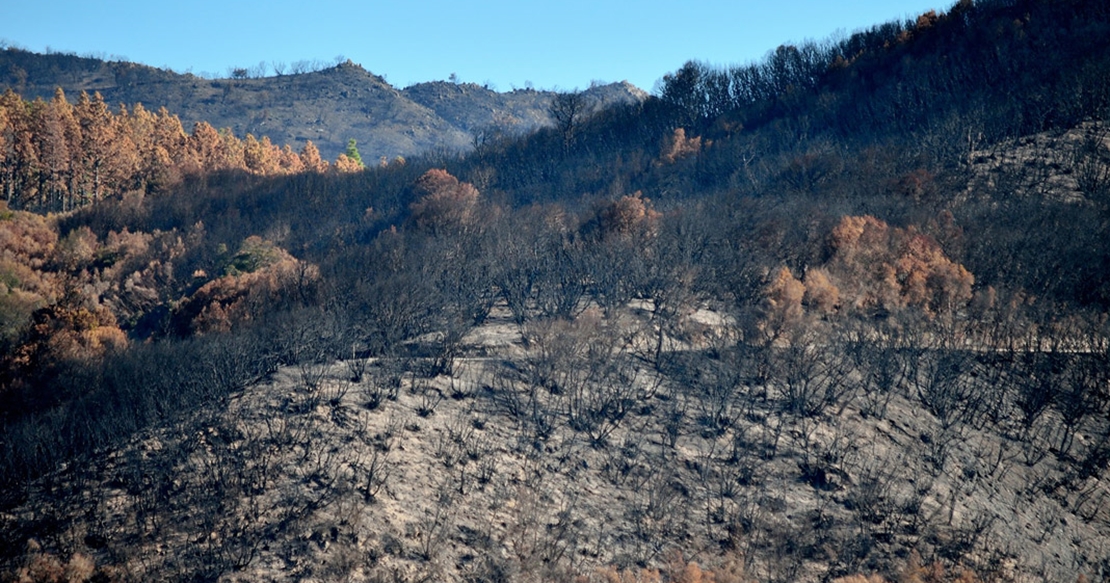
[2,0,946,92]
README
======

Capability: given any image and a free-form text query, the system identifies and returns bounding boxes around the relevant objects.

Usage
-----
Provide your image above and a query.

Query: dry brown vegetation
[0,87,359,213]
[0,51,647,165]
[2,0,1110,581]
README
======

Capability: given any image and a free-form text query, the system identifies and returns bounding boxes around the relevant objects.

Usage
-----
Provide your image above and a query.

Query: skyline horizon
[1,1,946,94]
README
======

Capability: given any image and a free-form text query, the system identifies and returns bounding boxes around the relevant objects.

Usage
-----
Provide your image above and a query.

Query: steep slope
[3,303,1108,582]
[2,0,1110,581]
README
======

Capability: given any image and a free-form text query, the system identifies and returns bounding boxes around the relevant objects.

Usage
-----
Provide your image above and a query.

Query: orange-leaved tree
[825,214,973,317]
[173,236,319,334]
[298,140,329,173]
[759,266,807,343]
[658,127,703,164]
[0,202,60,343]
[595,191,662,240]
[409,168,481,235]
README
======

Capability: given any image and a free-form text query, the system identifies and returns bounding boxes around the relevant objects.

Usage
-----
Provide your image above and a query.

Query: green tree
[344,138,364,168]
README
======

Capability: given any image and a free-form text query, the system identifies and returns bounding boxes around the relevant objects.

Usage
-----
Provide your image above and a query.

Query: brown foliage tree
[277,144,305,174]
[802,267,840,315]
[659,128,703,164]
[174,237,319,334]
[760,266,806,342]
[184,121,223,173]
[74,92,118,203]
[0,204,60,341]
[333,153,363,173]
[298,140,329,173]
[826,215,973,316]
[29,90,78,210]
[410,168,481,235]
[126,103,183,191]
[0,88,336,208]
[596,191,662,239]
[243,134,280,175]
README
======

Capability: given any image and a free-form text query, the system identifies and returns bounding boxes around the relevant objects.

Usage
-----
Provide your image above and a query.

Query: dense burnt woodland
[3,0,1110,581]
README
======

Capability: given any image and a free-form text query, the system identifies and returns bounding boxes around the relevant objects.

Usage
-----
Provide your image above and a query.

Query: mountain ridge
[3,0,1110,580]
[0,49,647,161]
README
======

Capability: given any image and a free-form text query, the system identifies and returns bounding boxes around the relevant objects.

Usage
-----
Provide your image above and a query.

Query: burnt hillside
[0,50,645,160]
[2,0,1110,581]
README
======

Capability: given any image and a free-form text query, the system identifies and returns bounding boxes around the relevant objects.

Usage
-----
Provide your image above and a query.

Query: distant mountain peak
[0,49,645,161]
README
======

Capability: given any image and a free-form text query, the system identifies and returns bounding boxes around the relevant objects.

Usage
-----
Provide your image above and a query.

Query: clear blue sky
[2,0,946,92]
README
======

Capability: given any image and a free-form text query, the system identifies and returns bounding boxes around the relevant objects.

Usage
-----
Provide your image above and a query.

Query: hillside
[0,50,646,160]
[2,0,1110,581]
[3,300,1108,582]
[403,80,648,136]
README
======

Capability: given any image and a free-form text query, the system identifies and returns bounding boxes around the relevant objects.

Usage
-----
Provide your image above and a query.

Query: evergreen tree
[344,138,364,168]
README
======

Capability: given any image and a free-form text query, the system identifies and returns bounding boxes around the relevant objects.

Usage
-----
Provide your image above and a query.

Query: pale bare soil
[967,120,1110,205]
[4,303,1109,582]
